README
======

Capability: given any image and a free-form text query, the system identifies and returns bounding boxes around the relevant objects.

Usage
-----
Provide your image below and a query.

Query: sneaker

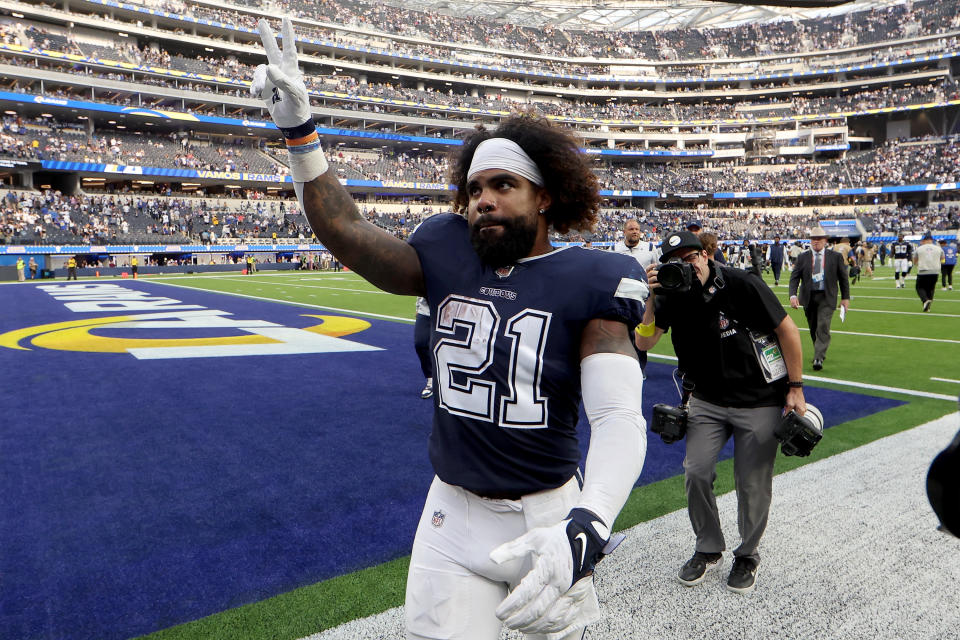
[727,557,759,593]
[923,300,932,312]
[420,380,434,399]
[812,359,823,371]
[677,551,723,586]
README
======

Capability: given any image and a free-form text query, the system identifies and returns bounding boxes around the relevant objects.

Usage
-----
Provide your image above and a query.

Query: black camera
[651,403,688,444]
[655,260,694,294]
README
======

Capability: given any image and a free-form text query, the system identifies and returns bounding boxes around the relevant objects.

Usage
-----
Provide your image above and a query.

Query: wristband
[282,120,329,183]
[279,119,318,141]
[787,381,803,388]
[635,321,656,337]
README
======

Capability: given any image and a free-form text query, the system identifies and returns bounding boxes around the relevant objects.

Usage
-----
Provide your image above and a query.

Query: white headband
[467,137,544,187]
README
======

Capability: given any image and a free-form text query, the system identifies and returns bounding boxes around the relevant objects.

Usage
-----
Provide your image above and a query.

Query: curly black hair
[447,113,601,235]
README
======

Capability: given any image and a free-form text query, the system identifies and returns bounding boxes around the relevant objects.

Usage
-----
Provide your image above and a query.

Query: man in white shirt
[613,217,658,375]
[914,232,945,312]
[613,218,660,269]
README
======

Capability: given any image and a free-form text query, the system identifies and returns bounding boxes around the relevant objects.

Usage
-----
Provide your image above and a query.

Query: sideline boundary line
[647,353,957,401]
[829,330,960,344]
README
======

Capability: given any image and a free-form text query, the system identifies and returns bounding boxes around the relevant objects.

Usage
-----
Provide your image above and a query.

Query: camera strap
[671,369,695,407]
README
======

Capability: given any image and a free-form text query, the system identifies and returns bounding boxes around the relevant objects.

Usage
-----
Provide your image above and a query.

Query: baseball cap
[922,231,934,240]
[686,220,702,230]
[660,230,703,262]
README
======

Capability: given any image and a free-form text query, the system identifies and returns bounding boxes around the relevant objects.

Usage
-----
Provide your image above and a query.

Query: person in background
[789,227,850,372]
[635,230,805,595]
[941,238,956,291]
[414,296,433,399]
[891,234,913,289]
[914,232,944,312]
[688,221,725,264]
[767,236,785,286]
[613,218,659,268]
[698,232,720,265]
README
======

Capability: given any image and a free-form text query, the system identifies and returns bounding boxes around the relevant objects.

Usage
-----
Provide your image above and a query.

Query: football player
[253,18,649,640]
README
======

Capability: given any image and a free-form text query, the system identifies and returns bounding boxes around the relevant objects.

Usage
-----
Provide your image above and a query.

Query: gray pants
[803,291,834,361]
[684,398,781,562]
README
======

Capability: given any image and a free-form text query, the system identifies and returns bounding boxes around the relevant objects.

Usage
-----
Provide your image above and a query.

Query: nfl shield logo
[495,266,514,279]
[432,510,445,528]
[718,313,729,330]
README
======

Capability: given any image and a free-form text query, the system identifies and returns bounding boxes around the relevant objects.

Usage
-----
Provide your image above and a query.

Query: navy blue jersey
[408,213,648,497]
[893,242,913,260]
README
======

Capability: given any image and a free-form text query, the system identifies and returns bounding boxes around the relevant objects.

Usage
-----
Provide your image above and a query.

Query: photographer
[635,230,805,594]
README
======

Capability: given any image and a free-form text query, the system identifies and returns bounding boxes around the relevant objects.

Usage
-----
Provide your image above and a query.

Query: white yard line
[844,308,958,318]
[849,295,960,303]
[931,377,960,385]
[829,330,960,344]
[647,353,957,401]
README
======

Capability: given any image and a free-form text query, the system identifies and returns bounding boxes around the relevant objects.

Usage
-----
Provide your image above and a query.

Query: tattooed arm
[580,317,639,360]
[297,174,425,296]
[253,18,424,297]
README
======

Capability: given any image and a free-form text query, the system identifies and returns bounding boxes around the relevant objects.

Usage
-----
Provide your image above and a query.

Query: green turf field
[138,262,959,640]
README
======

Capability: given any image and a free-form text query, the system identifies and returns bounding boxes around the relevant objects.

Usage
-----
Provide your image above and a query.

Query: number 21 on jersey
[433,295,551,429]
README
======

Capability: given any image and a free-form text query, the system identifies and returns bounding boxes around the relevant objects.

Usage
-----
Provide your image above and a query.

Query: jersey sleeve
[586,252,649,330]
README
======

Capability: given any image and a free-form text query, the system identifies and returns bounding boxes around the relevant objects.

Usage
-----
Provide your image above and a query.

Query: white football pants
[405,475,593,640]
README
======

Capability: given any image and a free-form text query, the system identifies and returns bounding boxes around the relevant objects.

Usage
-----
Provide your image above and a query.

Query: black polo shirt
[655,262,788,407]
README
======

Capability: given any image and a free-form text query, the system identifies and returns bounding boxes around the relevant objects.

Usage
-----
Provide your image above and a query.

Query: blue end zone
[0,282,904,640]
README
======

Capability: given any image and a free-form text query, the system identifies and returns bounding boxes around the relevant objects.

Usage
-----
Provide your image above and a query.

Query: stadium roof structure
[385,0,909,32]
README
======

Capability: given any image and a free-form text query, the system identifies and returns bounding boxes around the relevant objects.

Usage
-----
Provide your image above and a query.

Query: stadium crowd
[3,26,957,129]
[128,0,960,64]
[3,185,956,251]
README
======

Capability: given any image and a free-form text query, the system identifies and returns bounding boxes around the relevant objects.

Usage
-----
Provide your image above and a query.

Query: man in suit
[789,227,850,371]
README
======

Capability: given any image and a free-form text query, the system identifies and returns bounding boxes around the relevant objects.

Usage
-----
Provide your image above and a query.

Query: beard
[470,212,539,269]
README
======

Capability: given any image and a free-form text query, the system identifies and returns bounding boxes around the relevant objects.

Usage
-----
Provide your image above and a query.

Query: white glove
[489,508,623,634]
[252,17,311,129]
[509,574,600,637]
[252,17,327,182]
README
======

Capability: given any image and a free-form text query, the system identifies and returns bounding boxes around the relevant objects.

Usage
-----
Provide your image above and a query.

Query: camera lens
[658,263,684,288]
